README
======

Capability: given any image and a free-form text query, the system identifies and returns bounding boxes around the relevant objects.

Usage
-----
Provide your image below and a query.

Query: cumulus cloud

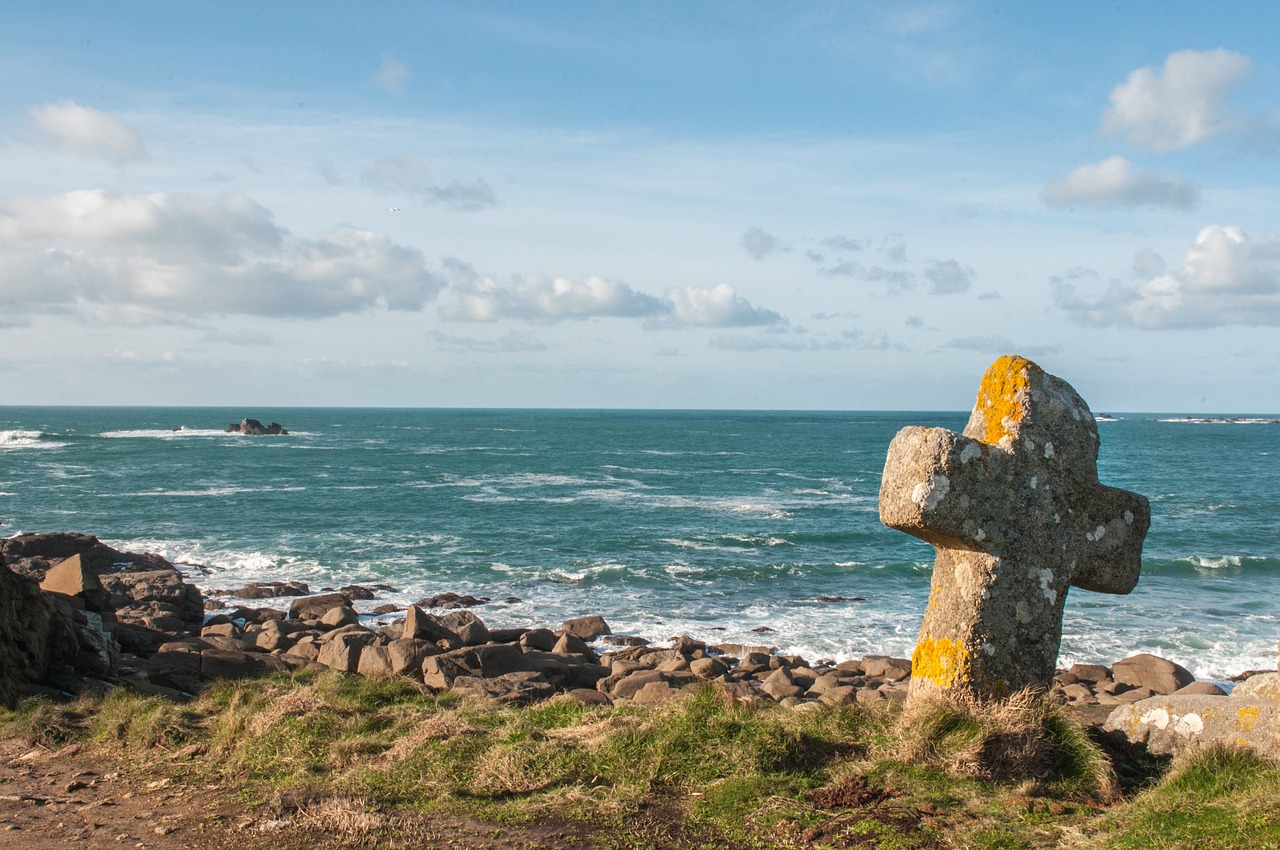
[1043,156,1199,209]
[665,284,784,327]
[438,264,783,329]
[29,101,146,163]
[1055,225,1280,328]
[361,156,496,211]
[924,259,972,295]
[1100,49,1253,152]
[372,54,410,93]
[439,264,664,323]
[741,227,788,260]
[0,189,444,319]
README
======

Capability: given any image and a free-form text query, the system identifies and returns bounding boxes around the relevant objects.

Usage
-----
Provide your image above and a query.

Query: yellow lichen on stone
[973,355,1041,446]
[1238,706,1260,732]
[911,636,971,690]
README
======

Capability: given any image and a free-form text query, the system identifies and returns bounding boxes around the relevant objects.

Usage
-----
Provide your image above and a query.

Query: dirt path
[0,740,600,850]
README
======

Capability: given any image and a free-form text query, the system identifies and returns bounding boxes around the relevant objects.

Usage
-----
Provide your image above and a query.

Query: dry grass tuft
[248,690,330,736]
[293,796,392,835]
[893,689,1118,800]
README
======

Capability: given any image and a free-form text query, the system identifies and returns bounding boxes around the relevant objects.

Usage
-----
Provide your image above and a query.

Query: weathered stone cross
[879,355,1150,702]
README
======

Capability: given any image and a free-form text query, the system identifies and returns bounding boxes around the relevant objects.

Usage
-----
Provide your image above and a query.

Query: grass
[3,673,1279,848]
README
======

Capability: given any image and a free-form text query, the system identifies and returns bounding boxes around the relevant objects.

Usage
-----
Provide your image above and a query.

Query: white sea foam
[0,430,66,450]
[1181,554,1244,570]
[101,428,230,439]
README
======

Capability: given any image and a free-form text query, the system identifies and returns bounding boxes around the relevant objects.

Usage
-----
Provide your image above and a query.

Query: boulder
[319,605,360,629]
[1104,695,1280,758]
[562,615,611,641]
[437,610,490,646]
[690,657,729,679]
[1111,654,1195,695]
[385,638,438,679]
[860,655,913,682]
[235,581,309,599]
[402,605,463,645]
[1232,672,1280,702]
[417,592,490,609]
[39,555,111,612]
[289,593,352,621]
[452,672,555,704]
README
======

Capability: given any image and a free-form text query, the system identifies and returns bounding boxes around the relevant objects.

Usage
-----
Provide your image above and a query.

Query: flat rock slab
[1104,695,1280,758]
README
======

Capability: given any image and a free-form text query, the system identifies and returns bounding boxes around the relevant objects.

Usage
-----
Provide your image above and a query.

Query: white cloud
[1099,49,1253,152]
[1043,156,1198,209]
[439,263,664,323]
[0,189,444,319]
[1053,225,1280,328]
[664,283,784,327]
[924,259,972,295]
[29,101,146,163]
[361,156,496,211]
[372,54,410,93]
[741,227,787,260]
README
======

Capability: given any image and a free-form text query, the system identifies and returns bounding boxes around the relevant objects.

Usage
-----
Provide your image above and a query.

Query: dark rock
[288,593,352,621]
[235,581,309,599]
[339,585,377,601]
[417,592,490,609]
[226,418,288,435]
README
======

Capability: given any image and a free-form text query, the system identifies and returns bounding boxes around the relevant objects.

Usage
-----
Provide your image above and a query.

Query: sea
[0,407,1276,680]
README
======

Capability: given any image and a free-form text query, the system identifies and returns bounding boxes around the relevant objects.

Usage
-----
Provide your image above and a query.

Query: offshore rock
[226,418,288,435]
[879,355,1150,703]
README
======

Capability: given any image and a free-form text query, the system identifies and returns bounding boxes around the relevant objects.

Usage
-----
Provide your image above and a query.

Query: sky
[2,2,1279,412]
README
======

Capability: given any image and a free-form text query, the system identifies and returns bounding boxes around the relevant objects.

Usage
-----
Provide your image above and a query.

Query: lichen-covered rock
[879,355,1150,702]
[1104,695,1280,758]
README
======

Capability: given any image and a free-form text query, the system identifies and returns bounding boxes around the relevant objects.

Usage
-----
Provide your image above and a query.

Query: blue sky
[2,2,1279,411]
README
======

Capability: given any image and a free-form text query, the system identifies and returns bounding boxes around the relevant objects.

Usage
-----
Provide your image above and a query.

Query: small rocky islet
[1,532,1271,745]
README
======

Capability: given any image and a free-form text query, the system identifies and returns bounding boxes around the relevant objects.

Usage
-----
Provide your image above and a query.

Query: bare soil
[0,739,600,850]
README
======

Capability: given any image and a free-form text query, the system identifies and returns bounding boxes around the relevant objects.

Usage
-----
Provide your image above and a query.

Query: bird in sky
[388,207,401,212]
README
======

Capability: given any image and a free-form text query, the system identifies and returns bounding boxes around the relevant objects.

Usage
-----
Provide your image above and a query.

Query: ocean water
[0,407,1276,679]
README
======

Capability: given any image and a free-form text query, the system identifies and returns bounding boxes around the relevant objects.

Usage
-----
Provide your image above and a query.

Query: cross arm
[879,425,1014,552]
[1069,484,1151,594]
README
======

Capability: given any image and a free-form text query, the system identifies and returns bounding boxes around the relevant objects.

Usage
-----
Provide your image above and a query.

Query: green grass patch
[3,675,1274,848]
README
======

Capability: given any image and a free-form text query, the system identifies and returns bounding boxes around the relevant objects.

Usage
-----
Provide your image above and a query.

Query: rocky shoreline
[1,533,1272,733]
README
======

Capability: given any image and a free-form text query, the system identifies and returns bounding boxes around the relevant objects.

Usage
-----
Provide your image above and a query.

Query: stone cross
[879,355,1150,702]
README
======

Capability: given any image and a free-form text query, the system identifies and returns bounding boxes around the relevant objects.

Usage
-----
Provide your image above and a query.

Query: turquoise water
[1,407,1276,678]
